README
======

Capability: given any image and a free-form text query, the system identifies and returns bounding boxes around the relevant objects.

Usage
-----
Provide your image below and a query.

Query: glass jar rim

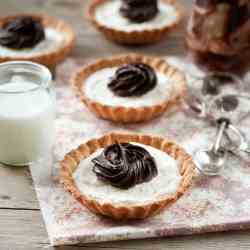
[0,61,52,94]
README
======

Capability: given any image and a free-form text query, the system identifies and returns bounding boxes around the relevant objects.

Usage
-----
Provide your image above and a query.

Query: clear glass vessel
[0,61,55,166]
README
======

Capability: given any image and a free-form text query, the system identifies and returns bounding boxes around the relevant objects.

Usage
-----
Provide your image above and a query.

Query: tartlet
[72,54,187,123]
[0,14,75,67]
[60,133,196,220]
[88,0,182,45]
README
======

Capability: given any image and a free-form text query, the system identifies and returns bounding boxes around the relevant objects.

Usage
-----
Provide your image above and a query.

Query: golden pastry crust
[72,53,187,123]
[88,0,183,45]
[60,132,196,220]
[0,14,75,67]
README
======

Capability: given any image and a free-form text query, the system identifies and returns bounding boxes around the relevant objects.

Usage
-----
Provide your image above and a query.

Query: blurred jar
[186,0,250,74]
[0,61,55,166]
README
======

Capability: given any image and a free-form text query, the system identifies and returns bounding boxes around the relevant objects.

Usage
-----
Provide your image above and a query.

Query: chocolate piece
[196,0,217,8]
[189,12,205,37]
[227,2,240,33]
[239,0,249,6]
[204,3,231,39]
[108,63,157,97]
[92,143,158,189]
[229,20,250,50]
[215,95,239,111]
[0,17,45,49]
[187,48,250,73]
[238,4,250,25]
[120,0,158,23]
[123,0,157,6]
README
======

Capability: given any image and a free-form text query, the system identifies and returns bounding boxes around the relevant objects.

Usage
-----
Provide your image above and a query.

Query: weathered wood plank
[0,209,49,250]
[0,166,39,210]
[77,233,250,250]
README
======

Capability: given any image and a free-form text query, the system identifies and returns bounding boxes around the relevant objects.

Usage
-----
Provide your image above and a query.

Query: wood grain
[0,166,39,210]
[0,0,250,249]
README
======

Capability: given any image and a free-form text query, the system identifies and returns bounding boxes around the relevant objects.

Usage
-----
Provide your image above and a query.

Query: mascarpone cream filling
[0,28,65,57]
[95,0,178,32]
[73,142,181,205]
[84,67,172,108]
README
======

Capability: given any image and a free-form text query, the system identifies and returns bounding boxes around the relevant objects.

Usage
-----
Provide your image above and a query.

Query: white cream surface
[84,67,172,107]
[95,0,178,32]
[0,81,55,165]
[73,143,181,205]
[0,28,65,57]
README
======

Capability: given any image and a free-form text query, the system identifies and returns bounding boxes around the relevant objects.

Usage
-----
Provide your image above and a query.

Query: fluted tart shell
[88,0,183,45]
[0,14,75,67]
[72,54,187,123]
[60,133,196,220]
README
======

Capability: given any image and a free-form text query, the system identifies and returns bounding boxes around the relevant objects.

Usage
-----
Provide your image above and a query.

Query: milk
[0,81,55,165]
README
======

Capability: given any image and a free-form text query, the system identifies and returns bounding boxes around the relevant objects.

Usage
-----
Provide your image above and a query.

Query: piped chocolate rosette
[108,63,157,97]
[72,54,187,123]
[92,142,158,189]
[120,0,159,23]
[186,0,250,73]
[0,16,45,49]
[60,133,196,220]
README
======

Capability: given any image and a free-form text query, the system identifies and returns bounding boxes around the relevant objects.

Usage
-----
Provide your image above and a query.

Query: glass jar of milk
[0,61,55,166]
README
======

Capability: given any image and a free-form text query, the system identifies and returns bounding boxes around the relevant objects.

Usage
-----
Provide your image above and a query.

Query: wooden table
[0,0,250,249]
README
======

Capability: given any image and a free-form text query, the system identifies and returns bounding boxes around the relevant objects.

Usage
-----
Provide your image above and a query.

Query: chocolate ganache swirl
[0,17,45,49]
[108,63,157,97]
[92,143,158,189]
[120,0,159,23]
